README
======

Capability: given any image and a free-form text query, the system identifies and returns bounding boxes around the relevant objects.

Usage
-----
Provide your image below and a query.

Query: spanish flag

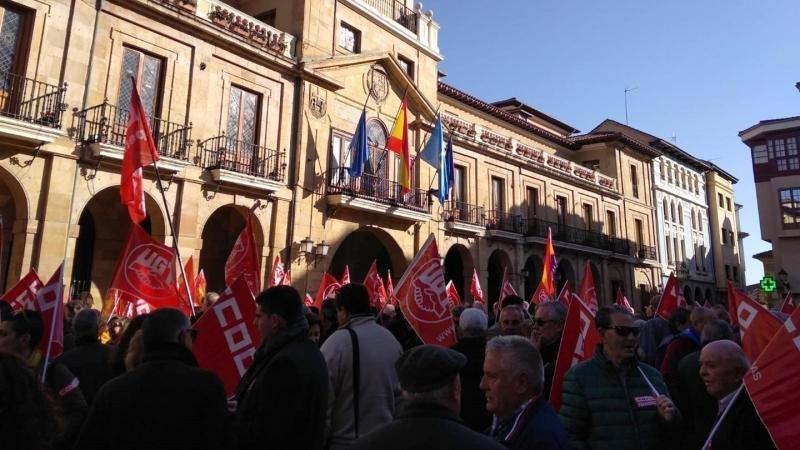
[541,228,558,296]
[386,96,411,193]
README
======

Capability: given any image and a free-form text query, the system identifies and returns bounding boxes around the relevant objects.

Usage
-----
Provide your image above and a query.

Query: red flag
[530,281,553,305]
[470,268,484,303]
[542,228,558,297]
[616,288,634,314]
[110,293,155,319]
[363,261,387,309]
[549,296,601,411]
[729,285,782,362]
[780,292,795,315]
[225,216,261,295]
[120,79,159,224]
[194,269,207,308]
[656,273,680,320]
[314,272,341,309]
[556,281,573,307]
[281,270,292,287]
[386,271,396,306]
[340,265,351,285]
[499,267,518,302]
[108,224,181,311]
[395,235,456,347]
[304,293,314,307]
[446,280,461,308]
[270,255,285,288]
[177,255,196,315]
[192,276,261,397]
[743,304,800,449]
[34,263,65,360]
[1,269,43,311]
[578,262,598,315]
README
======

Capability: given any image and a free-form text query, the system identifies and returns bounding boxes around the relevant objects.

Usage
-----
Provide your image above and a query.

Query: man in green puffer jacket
[559,305,681,450]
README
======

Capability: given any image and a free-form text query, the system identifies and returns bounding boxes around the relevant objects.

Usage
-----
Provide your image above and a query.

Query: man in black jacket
[450,307,491,431]
[73,308,231,449]
[234,285,329,450]
[56,309,114,405]
[530,301,566,399]
[349,345,505,450]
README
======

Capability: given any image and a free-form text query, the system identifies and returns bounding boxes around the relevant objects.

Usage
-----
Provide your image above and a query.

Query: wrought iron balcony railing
[199,134,286,181]
[486,210,523,234]
[442,200,484,226]
[74,100,191,160]
[634,244,658,260]
[0,70,67,128]
[326,168,430,213]
[525,218,611,249]
[361,0,418,33]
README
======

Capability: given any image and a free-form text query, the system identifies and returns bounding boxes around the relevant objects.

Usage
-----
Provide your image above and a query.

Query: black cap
[395,345,467,393]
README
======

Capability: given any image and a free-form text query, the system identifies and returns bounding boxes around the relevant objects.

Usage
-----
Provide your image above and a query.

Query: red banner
[743,304,800,449]
[729,287,782,362]
[386,271,396,306]
[109,224,181,310]
[364,261,387,309]
[313,272,341,309]
[304,293,314,307]
[120,80,159,224]
[225,216,261,295]
[578,262,598,315]
[1,269,43,311]
[556,281,573,308]
[340,265,351,285]
[270,255,285,288]
[177,255,195,315]
[192,276,261,397]
[780,293,795,315]
[395,235,456,347]
[616,288,634,314]
[195,269,207,308]
[499,267,518,302]
[531,281,552,305]
[549,297,601,411]
[446,280,461,308]
[34,264,65,359]
[656,273,680,320]
[470,268,484,303]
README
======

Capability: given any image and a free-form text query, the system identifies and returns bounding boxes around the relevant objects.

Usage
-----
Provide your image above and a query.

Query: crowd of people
[0,285,778,449]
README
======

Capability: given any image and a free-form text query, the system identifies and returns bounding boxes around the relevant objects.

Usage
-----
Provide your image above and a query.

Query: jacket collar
[592,345,638,372]
[141,342,199,367]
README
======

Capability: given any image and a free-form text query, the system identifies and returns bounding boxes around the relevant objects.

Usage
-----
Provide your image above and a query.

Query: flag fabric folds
[177,256,196,315]
[385,271,396,306]
[225,216,261,295]
[530,282,552,305]
[578,262,598,315]
[446,280,461,308]
[616,288,635,314]
[314,272,341,309]
[270,255,286,288]
[780,292,795,315]
[542,228,558,297]
[655,273,680,320]
[549,296,600,411]
[499,267,518,302]
[121,79,159,224]
[470,268,484,304]
[728,283,782,362]
[35,263,65,361]
[556,281,573,308]
[363,261,387,309]
[195,269,207,308]
[340,265,351,285]
[347,109,369,178]
[1,269,43,311]
[394,234,456,347]
[418,113,453,203]
[386,97,412,193]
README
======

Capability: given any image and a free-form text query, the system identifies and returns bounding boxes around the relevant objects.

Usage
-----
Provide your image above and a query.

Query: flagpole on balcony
[342,91,373,170]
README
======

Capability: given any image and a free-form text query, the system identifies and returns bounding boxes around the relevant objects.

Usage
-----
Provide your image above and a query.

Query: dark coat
[55,337,114,405]
[73,343,231,450]
[660,328,701,395]
[450,335,491,431]
[490,397,569,450]
[559,346,678,450]
[540,337,560,400]
[348,401,505,450]
[674,350,717,449]
[235,326,328,450]
[708,390,776,450]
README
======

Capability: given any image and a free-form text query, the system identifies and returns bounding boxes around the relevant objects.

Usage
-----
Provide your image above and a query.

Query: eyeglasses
[533,319,556,326]
[605,326,641,337]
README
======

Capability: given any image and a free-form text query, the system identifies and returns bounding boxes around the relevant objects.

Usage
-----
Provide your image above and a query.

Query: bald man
[698,340,775,450]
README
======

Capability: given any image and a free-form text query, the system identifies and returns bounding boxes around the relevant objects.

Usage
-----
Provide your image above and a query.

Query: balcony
[344,0,440,57]
[486,210,523,241]
[522,217,640,258]
[0,70,67,143]
[634,243,658,261]
[74,101,191,172]
[442,200,485,235]
[198,135,286,191]
[360,0,418,33]
[326,168,431,222]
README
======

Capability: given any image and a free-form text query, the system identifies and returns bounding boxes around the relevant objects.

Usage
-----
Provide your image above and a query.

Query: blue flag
[347,109,369,178]
[442,135,454,201]
[419,113,444,169]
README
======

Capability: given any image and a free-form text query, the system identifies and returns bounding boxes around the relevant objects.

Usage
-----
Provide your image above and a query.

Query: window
[330,132,352,183]
[665,235,672,264]
[226,85,260,150]
[694,244,701,270]
[694,176,700,194]
[556,196,567,226]
[583,204,593,230]
[732,266,739,282]
[630,165,639,198]
[117,47,163,121]
[254,9,276,26]
[491,177,505,213]
[635,218,644,244]
[779,188,800,229]
[680,239,686,262]
[725,197,732,211]
[660,160,666,180]
[729,230,736,248]
[0,5,27,90]
[339,22,360,53]
[691,210,696,229]
[769,137,798,172]
[673,238,680,265]
[663,201,668,221]
[397,55,414,80]
[607,211,617,237]
[670,202,676,223]
[526,187,538,218]
[668,164,674,184]
[752,144,768,164]
[678,205,684,225]
[583,160,600,170]
[718,193,724,207]
[721,227,728,245]
[699,245,706,271]
[453,165,465,203]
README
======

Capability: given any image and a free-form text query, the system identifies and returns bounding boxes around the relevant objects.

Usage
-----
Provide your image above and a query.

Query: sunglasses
[605,326,641,337]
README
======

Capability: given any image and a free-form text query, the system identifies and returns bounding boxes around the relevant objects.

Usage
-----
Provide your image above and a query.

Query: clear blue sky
[424,0,800,285]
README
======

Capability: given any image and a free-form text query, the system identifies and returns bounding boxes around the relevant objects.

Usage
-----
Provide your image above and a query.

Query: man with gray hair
[56,309,114,405]
[530,301,567,398]
[451,308,491,431]
[481,335,568,449]
[349,345,504,450]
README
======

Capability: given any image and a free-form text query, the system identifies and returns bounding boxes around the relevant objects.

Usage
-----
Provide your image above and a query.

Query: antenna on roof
[624,87,638,125]
[670,133,677,144]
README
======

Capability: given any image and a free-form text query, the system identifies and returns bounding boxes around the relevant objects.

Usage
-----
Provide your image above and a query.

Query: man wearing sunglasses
[560,305,680,450]
[530,302,566,399]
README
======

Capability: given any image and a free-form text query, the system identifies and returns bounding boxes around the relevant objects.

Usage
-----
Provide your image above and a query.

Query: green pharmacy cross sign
[760,276,777,293]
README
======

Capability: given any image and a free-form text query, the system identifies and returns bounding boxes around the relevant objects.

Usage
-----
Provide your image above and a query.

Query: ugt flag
[549,297,600,411]
[34,263,65,360]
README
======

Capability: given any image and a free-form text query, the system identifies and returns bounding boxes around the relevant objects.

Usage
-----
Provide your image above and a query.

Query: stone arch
[327,226,406,285]
[523,254,543,302]
[444,244,473,303]
[0,164,30,291]
[70,186,166,302]
[487,249,513,310]
[555,258,575,295]
[198,205,265,292]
